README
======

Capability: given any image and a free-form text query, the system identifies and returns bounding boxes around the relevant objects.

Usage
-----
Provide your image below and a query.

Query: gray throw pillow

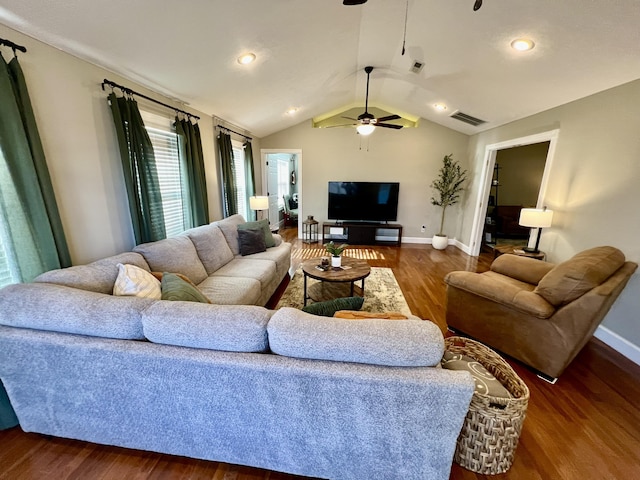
[238,228,267,256]
[302,296,364,316]
[441,351,512,398]
[237,218,275,248]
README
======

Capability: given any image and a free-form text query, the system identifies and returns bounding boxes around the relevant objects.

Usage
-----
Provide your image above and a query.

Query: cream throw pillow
[113,263,161,299]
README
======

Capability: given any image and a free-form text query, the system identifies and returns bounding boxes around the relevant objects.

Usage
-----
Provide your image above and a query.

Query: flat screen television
[328,181,400,222]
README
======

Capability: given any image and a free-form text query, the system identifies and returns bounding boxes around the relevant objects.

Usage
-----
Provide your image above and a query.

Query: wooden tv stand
[322,222,403,246]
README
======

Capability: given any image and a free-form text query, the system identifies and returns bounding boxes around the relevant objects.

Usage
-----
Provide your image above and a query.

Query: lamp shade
[356,124,375,136]
[519,208,553,228]
[249,196,269,211]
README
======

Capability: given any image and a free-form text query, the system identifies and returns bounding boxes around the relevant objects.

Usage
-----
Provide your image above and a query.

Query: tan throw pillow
[534,246,625,306]
[441,351,512,399]
[113,263,161,299]
[334,311,408,320]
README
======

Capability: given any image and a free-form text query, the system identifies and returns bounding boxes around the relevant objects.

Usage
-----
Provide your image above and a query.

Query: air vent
[450,110,487,126]
[410,60,425,73]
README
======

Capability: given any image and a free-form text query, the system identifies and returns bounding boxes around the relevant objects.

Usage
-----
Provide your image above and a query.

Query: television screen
[328,181,399,222]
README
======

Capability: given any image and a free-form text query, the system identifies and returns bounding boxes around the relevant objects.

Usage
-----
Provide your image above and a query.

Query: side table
[493,245,545,261]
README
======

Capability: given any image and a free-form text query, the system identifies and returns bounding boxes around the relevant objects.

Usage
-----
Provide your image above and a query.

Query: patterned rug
[276,266,412,316]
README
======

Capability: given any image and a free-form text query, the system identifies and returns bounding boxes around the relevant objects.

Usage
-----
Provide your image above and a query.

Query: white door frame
[260,149,303,235]
[469,129,560,256]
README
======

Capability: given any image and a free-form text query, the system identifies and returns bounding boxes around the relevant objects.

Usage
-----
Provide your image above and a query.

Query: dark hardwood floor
[2,226,639,479]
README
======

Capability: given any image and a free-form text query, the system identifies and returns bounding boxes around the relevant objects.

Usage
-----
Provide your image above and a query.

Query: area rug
[276,267,412,316]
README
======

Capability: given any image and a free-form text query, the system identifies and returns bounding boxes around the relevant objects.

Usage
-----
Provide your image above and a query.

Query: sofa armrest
[445,271,555,318]
[272,233,283,246]
[490,254,556,285]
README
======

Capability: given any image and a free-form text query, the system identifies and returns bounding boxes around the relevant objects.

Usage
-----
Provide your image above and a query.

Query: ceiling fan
[338,66,403,135]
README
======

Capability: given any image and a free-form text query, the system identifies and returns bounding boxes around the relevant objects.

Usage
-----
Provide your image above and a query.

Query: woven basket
[445,336,530,475]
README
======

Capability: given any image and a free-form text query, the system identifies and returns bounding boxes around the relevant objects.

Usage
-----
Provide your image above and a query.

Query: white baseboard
[401,236,472,254]
[594,326,640,367]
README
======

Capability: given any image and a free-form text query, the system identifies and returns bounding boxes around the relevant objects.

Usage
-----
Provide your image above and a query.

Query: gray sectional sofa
[0,214,475,480]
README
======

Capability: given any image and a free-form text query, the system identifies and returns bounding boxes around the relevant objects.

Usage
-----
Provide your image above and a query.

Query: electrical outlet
[421,225,426,233]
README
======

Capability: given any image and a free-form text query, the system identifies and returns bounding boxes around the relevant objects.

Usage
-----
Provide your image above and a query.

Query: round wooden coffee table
[301,257,371,306]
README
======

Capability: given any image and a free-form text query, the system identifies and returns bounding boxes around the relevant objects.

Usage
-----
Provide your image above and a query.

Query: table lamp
[518,207,554,253]
[249,196,269,224]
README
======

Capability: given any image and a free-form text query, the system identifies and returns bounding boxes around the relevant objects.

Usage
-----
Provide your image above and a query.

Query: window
[232,140,248,220]
[0,229,15,288]
[141,111,188,238]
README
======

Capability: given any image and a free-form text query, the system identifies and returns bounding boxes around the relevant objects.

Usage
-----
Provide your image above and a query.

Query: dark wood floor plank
[1,226,639,479]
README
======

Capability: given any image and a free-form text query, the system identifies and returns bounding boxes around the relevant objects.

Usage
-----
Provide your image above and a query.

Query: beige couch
[445,246,637,381]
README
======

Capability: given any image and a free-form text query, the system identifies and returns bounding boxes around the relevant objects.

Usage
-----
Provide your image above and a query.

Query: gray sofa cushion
[0,283,152,339]
[186,223,234,274]
[212,258,276,290]
[134,236,208,284]
[33,252,150,294]
[268,307,444,367]
[142,302,272,352]
[197,276,262,305]
[213,214,246,255]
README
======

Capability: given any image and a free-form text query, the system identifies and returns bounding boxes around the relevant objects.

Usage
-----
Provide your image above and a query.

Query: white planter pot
[331,255,342,267]
[432,235,449,250]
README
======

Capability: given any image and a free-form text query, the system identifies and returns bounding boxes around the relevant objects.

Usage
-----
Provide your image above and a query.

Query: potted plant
[324,241,348,267]
[430,154,468,250]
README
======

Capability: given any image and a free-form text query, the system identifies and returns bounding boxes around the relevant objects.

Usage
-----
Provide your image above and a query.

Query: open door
[261,149,302,234]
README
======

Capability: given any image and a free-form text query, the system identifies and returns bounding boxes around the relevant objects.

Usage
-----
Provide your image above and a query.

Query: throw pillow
[334,310,408,320]
[237,228,267,256]
[237,218,275,248]
[113,263,161,299]
[301,296,364,316]
[161,272,211,303]
[441,351,512,399]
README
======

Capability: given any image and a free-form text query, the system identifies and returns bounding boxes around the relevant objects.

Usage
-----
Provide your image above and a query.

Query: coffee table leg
[303,273,308,306]
[350,281,354,297]
[361,278,365,296]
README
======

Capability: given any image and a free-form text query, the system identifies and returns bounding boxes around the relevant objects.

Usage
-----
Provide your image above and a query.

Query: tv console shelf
[322,222,403,246]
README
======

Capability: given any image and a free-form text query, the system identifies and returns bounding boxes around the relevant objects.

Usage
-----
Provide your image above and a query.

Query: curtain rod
[215,124,252,141]
[0,37,27,53]
[101,78,200,121]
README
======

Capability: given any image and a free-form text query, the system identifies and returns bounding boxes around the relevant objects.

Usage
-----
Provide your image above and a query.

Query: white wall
[260,119,470,241]
[462,79,640,350]
[0,24,222,264]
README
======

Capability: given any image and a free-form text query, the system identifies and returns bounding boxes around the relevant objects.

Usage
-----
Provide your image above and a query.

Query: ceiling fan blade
[473,0,483,11]
[377,123,403,130]
[375,114,401,122]
[343,0,367,5]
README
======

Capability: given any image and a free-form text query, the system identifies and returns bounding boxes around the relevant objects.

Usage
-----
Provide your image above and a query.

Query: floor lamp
[249,196,269,225]
[519,207,554,253]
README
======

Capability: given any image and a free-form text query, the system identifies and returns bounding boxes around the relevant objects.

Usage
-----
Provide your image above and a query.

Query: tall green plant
[430,154,468,236]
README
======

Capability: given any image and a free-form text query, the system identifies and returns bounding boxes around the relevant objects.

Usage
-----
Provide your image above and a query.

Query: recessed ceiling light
[434,103,447,112]
[511,38,535,51]
[286,107,298,115]
[237,53,256,65]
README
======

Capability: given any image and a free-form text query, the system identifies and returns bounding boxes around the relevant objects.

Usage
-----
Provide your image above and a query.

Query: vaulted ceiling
[1,0,639,138]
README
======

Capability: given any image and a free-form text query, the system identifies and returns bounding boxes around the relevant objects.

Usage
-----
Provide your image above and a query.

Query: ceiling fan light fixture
[237,52,256,65]
[511,38,535,51]
[356,124,376,135]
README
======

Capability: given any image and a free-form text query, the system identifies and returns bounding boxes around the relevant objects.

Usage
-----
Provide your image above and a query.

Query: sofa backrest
[534,246,626,306]
[185,223,235,274]
[133,235,209,284]
[34,252,150,294]
[212,214,246,256]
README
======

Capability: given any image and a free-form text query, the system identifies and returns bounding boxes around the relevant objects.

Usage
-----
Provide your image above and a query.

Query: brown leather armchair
[445,246,637,381]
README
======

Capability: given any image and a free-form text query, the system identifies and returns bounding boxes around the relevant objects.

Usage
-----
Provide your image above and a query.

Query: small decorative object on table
[444,336,529,474]
[324,241,348,268]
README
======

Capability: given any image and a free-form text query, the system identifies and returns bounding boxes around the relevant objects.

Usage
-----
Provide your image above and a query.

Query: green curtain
[175,117,209,227]
[218,131,237,217]
[0,53,71,284]
[244,141,256,220]
[108,92,166,244]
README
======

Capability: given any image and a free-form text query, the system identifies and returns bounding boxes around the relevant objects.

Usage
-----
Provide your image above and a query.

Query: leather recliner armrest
[445,271,555,319]
[490,254,556,285]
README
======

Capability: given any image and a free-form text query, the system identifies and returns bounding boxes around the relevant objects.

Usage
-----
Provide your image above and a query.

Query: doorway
[469,130,559,256]
[261,149,302,234]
